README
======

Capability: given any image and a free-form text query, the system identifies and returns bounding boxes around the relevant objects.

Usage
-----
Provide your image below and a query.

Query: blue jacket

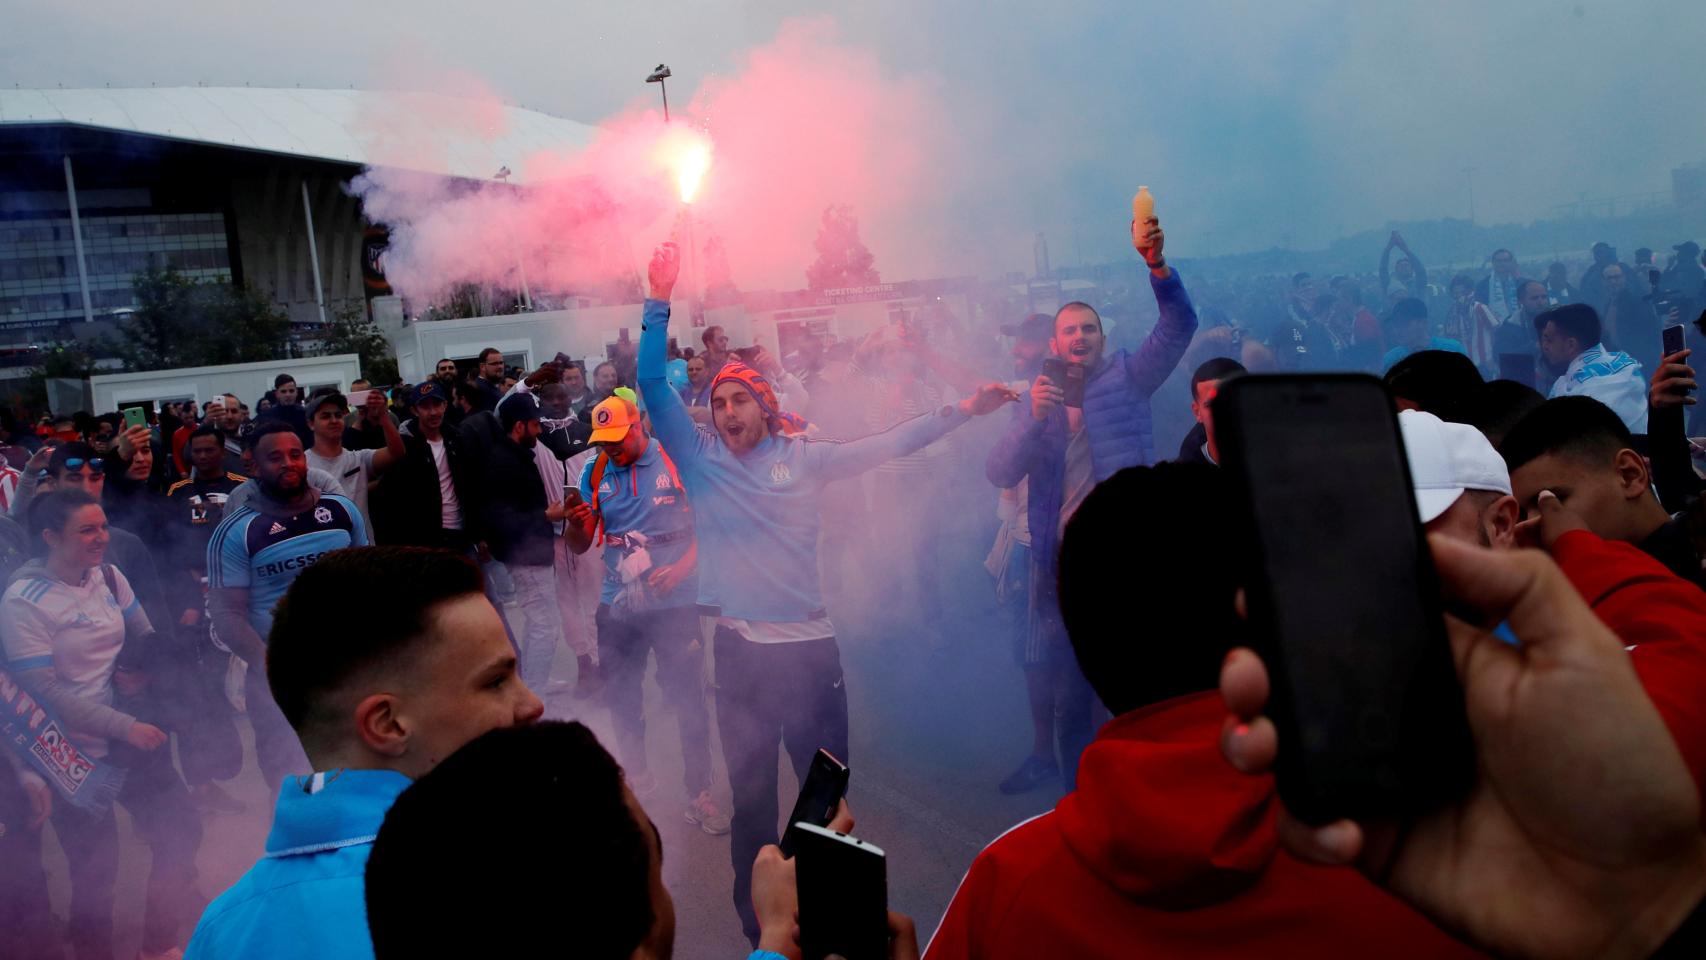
[186,770,412,960]
[638,299,971,621]
[986,268,1198,591]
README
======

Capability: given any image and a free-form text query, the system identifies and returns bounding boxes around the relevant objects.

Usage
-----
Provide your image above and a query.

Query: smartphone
[122,406,147,430]
[562,486,583,510]
[1496,352,1535,388]
[780,748,849,857]
[1215,374,1473,825]
[346,389,375,409]
[1038,358,1086,408]
[793,822,888,960]
[1663,324,1687,360]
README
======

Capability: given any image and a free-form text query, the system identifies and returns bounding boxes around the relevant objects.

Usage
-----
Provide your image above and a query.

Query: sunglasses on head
[62,458,104,472]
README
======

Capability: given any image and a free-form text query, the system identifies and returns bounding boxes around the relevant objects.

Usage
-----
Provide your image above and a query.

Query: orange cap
[589,396,641,443]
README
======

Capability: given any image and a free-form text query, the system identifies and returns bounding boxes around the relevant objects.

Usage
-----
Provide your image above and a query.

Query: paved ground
[44,520,1066,959]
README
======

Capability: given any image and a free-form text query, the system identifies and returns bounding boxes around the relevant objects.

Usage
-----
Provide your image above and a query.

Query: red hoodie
[1551,529,1706,793]
[925,692,1485,960]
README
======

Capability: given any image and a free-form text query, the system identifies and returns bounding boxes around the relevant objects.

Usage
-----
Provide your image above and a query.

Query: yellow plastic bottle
[1131,185,1155,223]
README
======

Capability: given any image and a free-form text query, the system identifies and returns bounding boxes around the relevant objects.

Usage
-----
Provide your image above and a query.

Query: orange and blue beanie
[710,361,811,436]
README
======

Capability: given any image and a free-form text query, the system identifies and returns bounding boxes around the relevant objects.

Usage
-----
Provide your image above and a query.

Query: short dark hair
[26,489,100,549]
[538,383,568,404]
[1189,357,1245,401]
[1053,301,1100,329]
[364,721,653,959]
[478,348,502,364]
[1449,272,1475,293]
[1500,396,1634,474]
[593,361,616,379]
[1059,462,1241,715]
[1535,303,1599,343]
[267,547,485,735]
[189,424,227,447]
[436,357,455,369]
[454,379,494,413]
[1384,350,1484,414]
[246,418,300,453]
[48,441,100,477]
[1517,279,1547,300]
[701,325,724,348]
[1441,378,1546,450]
[1388,297,1428,324]
[274,373,297,389]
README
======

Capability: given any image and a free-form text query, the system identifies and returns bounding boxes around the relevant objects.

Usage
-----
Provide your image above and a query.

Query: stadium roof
[0,86,599,183]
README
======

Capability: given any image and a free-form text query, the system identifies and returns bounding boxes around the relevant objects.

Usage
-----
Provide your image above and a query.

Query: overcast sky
[4,0,1701,275]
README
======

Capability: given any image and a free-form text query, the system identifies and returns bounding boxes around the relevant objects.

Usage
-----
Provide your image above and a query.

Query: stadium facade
[0,86,596,375]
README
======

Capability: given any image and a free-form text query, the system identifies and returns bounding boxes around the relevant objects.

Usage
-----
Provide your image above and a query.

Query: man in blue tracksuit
[986,215,1198,795]
[635,242,1017,945]
[186,547,543,960]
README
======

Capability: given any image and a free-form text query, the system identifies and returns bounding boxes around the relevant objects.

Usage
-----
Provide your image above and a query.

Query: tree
[315,303,400,385]
[105,267,290,371]
[21,340,98,410]
[805,204,880,291]
[110,267,197,371]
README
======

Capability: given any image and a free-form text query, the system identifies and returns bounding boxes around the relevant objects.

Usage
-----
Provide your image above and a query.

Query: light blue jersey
[637,299,969,622]
[207,493,368,639]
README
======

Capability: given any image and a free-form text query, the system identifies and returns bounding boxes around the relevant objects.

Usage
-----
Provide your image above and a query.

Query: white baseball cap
[1398,410,1513,524]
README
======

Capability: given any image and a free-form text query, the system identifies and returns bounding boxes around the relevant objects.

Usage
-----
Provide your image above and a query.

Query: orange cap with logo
[589,396,641,443]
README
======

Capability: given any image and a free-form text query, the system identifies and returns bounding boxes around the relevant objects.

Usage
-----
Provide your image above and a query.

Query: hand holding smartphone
[1038,358,1086,408]
[794,822,888,960]
[1215,374,1473,824]
[780,749,849,857]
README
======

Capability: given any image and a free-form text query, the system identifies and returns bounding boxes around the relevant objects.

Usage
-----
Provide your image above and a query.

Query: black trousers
[595,603,712,797]
[714,629,849,944]
[50,742,204,959]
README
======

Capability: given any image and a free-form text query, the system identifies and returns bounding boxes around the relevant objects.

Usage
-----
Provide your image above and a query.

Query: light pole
[647,64,672,122]
[494,165,533,311]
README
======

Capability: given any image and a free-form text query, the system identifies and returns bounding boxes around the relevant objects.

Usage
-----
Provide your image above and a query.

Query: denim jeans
[553,537,601,660]
[509,563,563,693]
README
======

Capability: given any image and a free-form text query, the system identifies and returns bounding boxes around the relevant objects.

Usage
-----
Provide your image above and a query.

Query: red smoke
[352,16,956,307]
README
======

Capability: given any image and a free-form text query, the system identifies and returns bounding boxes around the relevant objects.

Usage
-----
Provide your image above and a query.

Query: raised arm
[637,243,714,464]
[805,383,1016,483]
[1123,219,1199,395]
[365,391,407,472]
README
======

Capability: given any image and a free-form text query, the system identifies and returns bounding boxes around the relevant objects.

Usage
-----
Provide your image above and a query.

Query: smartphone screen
[1663,324,1687,359]
[780,748,849,857]
[1215,374,1473,824]
[1039,357,1087,408]
[562,486,584,509]
[794,822,887,960]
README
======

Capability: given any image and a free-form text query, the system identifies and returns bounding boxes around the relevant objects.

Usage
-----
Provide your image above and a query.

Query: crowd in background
[1,216,1705,960]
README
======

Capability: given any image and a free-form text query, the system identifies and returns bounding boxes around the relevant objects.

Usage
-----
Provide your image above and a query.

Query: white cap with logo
[1398,410,1513,524]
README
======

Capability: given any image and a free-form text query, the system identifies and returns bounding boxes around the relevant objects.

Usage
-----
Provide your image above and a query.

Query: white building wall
[89,353,362,411]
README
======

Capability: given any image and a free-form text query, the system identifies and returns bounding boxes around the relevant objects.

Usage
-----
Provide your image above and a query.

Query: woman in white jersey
[2,490,203,960]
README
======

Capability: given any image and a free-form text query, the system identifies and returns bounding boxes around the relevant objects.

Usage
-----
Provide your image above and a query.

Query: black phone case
[1215,374,1474,825]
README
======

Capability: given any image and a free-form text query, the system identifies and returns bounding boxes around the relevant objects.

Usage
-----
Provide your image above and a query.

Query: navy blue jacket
[986,269,1198,596]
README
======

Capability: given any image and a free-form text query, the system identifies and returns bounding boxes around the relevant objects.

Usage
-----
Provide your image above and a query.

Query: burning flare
[675,140,712,204]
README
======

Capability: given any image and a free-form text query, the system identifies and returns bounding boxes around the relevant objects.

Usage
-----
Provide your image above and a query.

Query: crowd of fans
[1,213,1705,960]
